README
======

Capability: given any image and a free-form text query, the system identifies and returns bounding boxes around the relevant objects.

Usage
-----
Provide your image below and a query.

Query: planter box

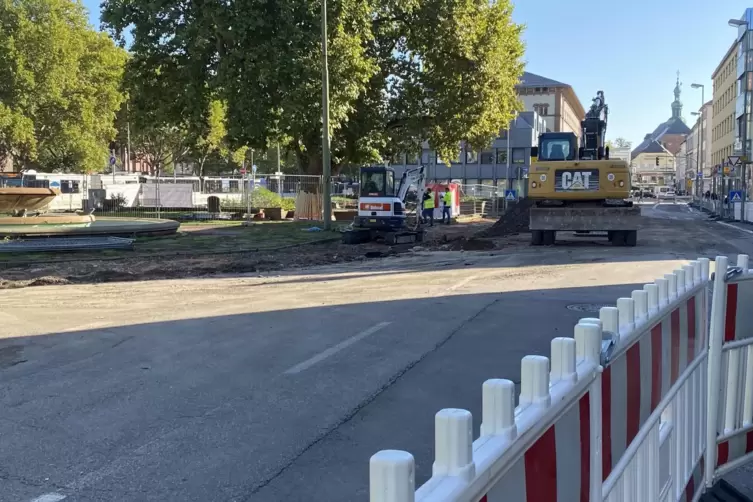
[263,207,287,220]
[334,210,358,221]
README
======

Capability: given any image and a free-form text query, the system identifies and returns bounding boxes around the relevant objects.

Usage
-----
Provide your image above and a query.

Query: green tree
[102,0,524,174]
[0,0,126,172]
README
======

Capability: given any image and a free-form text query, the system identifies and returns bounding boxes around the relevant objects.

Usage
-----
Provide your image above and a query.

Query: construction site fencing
[40,174,332,219]
[369,254,753,502]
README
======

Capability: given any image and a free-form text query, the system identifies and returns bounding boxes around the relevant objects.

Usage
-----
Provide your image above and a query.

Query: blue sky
[82,0,750,148]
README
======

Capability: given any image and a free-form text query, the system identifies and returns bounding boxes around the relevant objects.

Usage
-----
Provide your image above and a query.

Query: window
[480,151,494,164]
[512,148,526,164]
[496,149,508,164]
[465,148,478,164]
[538,139,574,161]
[360,169,395,197]
[60,180,80,194]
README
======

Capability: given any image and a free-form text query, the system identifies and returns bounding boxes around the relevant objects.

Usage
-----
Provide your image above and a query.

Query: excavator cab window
[360,168,395,197]
[538,138,576,161]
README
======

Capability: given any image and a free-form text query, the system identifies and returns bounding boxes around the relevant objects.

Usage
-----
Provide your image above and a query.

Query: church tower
[671,71,684,122]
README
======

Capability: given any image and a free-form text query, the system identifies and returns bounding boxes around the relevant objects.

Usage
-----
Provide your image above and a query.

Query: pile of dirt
[476,198,534,238]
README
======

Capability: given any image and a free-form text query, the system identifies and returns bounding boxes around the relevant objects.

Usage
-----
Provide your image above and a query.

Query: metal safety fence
[369,254,753,502]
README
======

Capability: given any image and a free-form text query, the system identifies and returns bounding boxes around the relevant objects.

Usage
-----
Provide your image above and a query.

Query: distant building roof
[516,72,568,88]
[631,74,691,159]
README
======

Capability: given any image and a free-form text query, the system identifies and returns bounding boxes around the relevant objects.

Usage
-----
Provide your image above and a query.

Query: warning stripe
[725,283,738,342]
[484,392,592,501]
[682,455,705,502]
[717,430,753,467]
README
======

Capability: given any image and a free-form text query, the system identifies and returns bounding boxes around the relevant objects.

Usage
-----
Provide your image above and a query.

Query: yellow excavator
[527,91,641,246]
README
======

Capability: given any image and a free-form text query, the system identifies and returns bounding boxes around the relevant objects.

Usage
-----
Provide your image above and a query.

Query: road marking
[284,321,392,375]
[717,221,753,236]
[30,494,66,502]
[446,275,478,292]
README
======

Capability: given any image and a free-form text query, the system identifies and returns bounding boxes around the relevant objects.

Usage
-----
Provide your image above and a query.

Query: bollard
[370,450,415,502]
[617,298,636,335]
[656,278,669,307]
[519,355,551,408]
[551,337,577,384]
[432,409,475,481]
[738,254,750,271]
[600,306,620,347]
[644,284,659,314]
[682,264,695,288]
[632,290,648,324]
[575,321,603,365]
[674,269,686,295]
[699,257,710,281]
[481,379,517,440]
[665,273,678,300]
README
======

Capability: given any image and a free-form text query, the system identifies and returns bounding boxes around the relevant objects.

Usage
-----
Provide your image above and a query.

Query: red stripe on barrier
[746,431,753,454]
[718,441,729,467]
[479,496,487,502]
[685,472,694,502]
[687,297,697,362]
[602,365,612,480]
[579,393,590,502]
[651,324,662,410]
[626,343,641,443]
[725,283,738,342]
[524,426,557,501]
[671,309,681,383]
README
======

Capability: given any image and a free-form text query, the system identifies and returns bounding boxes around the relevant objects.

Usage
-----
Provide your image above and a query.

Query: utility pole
[320,0,332,229]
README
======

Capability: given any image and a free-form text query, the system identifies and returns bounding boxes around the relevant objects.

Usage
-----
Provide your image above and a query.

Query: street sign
[252,164,258,174]
[240,168,246,175]
[728,156,742,167]
[109,155,116,166]
[724,166,732,176]
[730,190,744,203]
[504,189,517,201]
[697,172,703,179]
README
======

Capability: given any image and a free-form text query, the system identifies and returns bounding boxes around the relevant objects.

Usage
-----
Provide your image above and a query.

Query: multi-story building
[388,72,586,189]
[390,111,548,193]
[711,40,738,169]
[515,72,586,134]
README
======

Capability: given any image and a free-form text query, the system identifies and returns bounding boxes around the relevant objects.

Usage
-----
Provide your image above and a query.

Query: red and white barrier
[369,257,715,502]
[706,254,753,486]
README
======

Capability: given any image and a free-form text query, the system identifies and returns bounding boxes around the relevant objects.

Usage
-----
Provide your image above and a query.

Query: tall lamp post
[320,0,332,229]
[690,83,705,199]
[729,18,749,215]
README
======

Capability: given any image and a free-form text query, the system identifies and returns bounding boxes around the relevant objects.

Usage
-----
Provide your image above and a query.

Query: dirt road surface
[2,202,753,502]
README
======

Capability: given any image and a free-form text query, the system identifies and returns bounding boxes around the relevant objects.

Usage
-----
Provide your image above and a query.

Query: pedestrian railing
[369,255,753,502]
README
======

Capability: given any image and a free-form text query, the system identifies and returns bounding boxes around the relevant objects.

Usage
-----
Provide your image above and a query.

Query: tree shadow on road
[0,281,658,501]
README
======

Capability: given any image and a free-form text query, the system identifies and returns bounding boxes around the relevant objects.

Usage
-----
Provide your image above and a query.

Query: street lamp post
[320,0,332,229]
[691,84,705,199]
[729,18,749,217]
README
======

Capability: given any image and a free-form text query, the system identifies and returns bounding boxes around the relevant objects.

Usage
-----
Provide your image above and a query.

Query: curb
[717,221,753,236]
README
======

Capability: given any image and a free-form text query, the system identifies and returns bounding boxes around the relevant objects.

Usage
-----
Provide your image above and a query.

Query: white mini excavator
[341,165,427,245]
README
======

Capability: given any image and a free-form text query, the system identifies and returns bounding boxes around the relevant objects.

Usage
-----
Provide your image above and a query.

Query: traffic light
[655,156,659,166]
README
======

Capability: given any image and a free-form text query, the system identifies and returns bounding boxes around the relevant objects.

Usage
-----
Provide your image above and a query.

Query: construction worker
[422,188,434,226]
[441,188,452,224]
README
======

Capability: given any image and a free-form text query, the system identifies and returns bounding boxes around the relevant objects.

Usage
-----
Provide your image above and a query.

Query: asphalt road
[1,203,752,502]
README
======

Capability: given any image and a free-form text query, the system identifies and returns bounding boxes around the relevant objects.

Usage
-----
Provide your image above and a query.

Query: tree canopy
[0,0,126,172]
[102,0,525,174]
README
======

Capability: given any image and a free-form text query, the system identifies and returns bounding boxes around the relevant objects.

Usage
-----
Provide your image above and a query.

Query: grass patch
[0,221,341,266]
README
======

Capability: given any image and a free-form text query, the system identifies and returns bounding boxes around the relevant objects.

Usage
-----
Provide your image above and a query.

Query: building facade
[516,72,586,134]
[388,72,586,189]
[711,41,738,168]
[630,76,691,189]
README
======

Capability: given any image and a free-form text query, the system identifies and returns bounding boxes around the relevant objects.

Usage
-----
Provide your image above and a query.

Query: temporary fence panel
[369,258,713,502]
[706,255,753,486]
